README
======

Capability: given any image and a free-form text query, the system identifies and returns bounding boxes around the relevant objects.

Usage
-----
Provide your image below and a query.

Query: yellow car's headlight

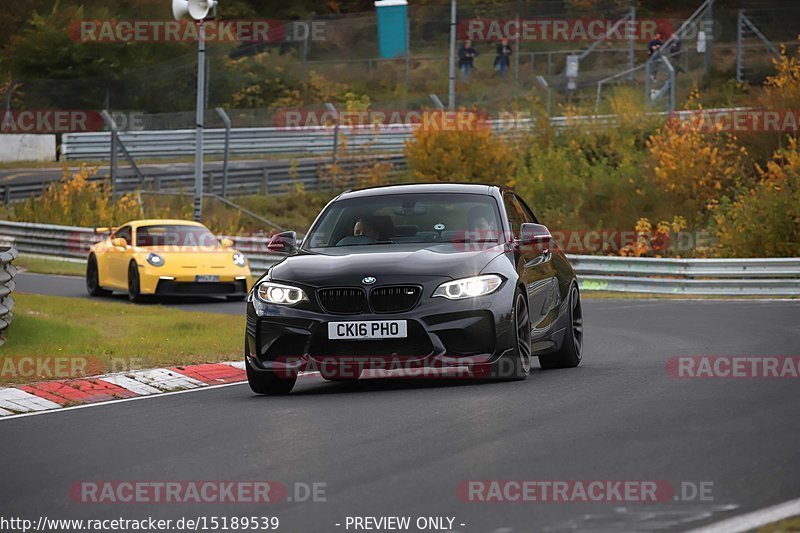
[146,253,165,267]
[256,281,307,305]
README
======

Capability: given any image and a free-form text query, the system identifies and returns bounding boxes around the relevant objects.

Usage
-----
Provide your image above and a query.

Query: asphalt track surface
[2,274,799,532]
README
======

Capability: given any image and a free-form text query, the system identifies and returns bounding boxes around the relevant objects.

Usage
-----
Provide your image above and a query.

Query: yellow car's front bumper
[137,265,253,296]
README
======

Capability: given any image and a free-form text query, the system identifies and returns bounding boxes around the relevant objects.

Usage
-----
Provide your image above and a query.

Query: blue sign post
[374,0,409,59]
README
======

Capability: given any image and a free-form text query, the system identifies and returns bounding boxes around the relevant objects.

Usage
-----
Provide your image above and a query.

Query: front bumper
[245,278,517,374]
[137,265,251,296]
[155,278,249,297]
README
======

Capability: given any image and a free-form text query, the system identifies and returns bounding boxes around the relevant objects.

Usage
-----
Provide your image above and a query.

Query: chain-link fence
[2,0,798,131]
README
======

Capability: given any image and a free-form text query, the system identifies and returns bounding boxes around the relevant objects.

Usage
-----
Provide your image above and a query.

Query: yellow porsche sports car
[86,219,252,302]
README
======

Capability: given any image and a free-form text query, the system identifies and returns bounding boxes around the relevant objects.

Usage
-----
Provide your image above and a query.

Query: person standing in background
[494,38,512,77]
[647,32,663,82]
[459,39,479,80]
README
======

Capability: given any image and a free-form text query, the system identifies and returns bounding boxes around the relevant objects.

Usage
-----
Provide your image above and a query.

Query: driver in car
[353,217,381,240]
[467,206,498,241]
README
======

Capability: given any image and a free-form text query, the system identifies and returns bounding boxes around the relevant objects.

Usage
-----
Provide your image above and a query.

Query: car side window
[503,193,525,239]
[113,226,132,245]
[514,194,538,224]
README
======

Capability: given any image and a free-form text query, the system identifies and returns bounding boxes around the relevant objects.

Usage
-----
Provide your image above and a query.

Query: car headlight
[146,253,165,267]
[256,281,308,305]
[432,275,503,300]
[233,253,247,267]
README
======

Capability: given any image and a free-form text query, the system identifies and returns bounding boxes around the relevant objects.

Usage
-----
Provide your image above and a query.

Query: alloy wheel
[515,293,532,373]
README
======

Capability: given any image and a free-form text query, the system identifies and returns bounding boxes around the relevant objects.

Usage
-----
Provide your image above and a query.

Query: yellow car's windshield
[135,225,219,248]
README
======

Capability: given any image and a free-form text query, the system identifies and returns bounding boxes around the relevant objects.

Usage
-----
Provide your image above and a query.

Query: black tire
[127,261,145,303]
[86,255,111,297]
[539,283,583,369]
[246,355,296,395]
[490,289,532,381]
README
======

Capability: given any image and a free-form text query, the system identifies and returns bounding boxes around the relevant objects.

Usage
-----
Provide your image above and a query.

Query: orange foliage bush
[404,110,517,184]
[13,165,140,227]
[645,92,749,224]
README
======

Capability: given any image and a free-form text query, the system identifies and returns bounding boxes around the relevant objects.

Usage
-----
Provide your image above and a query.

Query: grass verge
[0,292,244,385]
[13,254,86,277]
[759,516,800,532]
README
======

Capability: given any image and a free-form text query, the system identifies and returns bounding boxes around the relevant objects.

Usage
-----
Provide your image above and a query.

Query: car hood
[268,243,506,286]
[134,246,240,268]
[136,246,232,253]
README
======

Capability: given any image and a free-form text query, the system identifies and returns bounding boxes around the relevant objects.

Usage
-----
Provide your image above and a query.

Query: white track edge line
[684,496,800,533]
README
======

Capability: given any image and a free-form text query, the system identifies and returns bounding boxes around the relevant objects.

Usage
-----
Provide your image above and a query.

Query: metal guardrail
[0,155,406,204]
[571,255,800,295]
[59,107,741,164]
[59,117,612,161]
[0,247,18,345]
[1,221,799,296]
[61,126,417,161]
[0,221,100,259]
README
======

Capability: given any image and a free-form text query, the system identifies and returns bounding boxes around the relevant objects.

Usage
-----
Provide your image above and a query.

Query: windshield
[135,225,220,249]
[303,193,504,252]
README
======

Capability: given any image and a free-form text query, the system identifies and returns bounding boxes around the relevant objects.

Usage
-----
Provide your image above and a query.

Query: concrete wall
[0,134,57,162]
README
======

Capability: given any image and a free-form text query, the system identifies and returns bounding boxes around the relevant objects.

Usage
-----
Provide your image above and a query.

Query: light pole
[448,0,456,110]
[193,21,206,221]
[172,0,217,221]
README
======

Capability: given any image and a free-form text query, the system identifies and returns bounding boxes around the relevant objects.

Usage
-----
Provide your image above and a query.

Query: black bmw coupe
[245,183,583,394]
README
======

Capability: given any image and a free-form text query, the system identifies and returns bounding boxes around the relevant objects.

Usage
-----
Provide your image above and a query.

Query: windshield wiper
[445,238,499,243]
[335,240,396,247]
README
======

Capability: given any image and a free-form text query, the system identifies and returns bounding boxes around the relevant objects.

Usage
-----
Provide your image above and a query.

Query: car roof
[337,182,503,199]
[120,219,207,229]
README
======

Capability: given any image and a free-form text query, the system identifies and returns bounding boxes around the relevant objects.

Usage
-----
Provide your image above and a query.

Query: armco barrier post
[215,107,232,199]
[0,246,18,346]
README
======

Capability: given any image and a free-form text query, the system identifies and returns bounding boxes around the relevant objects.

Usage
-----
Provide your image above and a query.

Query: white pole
[194,20,206,222]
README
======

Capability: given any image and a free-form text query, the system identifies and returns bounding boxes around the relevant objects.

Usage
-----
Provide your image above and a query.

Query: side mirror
[266,231,297,254]
[517,223,552,251]
[111,237,128,248]
[220,237,234,249]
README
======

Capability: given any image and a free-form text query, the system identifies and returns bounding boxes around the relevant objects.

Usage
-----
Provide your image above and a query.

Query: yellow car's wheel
[127,261,146,303]
[86,255,111,297]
